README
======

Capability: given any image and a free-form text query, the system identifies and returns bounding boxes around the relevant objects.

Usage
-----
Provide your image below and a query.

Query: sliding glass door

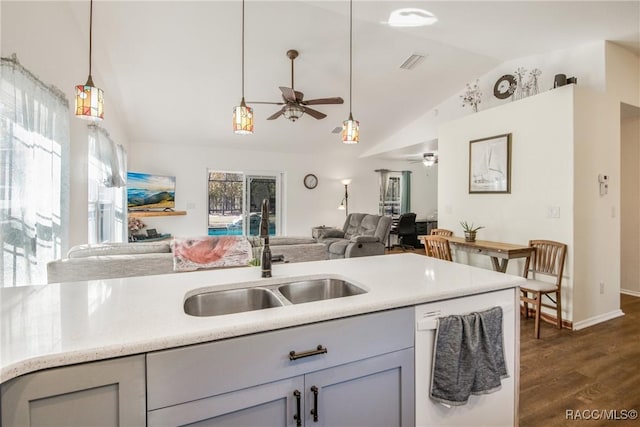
[207,171,281,237]
[244,175,278,236]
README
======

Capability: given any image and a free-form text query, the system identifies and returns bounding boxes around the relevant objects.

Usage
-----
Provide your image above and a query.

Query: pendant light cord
[88,0,93,78]
[241,0,245,100]
[349,0,353,116]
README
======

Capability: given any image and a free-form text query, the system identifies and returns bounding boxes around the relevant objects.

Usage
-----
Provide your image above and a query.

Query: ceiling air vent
[331,126,343,134]
[399,53,426,70]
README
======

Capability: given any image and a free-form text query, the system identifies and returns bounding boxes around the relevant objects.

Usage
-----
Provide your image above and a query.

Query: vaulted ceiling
[4,1,639,157]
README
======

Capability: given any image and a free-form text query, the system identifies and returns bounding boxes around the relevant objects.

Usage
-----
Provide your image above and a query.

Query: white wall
[438,86,575,320]
[621,114,640,296]
[606,42,640,108]
[572,88,622,327]
[364,41,607,158]
[127,142,422,238]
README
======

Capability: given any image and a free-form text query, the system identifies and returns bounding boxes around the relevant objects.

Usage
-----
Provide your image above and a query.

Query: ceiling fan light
[422,153,437,167]
[342,116,359,144]
[75,77,104,121]
[233,102,254,135]
[283,104,304,122]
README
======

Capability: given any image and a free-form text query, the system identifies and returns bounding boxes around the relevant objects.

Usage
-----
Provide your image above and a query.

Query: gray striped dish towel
[430,306,508,406]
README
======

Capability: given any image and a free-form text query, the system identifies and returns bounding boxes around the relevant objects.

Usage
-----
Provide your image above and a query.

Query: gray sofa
[47,237,326,283]
[316,213,392,259]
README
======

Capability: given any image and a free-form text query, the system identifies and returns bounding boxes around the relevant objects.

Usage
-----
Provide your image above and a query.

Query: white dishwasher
[414,288,519,427]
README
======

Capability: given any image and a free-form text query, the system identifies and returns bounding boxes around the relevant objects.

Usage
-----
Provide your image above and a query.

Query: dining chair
[422,235,453,261]
[430,228,453,237]
[520,239,567,339]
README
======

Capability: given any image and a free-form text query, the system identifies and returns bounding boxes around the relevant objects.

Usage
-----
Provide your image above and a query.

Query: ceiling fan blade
[302,97,344,106]
[301,106,327,120]
[267,108,285,120]
[246,101,285,105]
[279,86,297,103]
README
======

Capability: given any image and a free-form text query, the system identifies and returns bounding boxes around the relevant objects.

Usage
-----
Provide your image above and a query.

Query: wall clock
[303,174,318,189]
[493,74,517,99]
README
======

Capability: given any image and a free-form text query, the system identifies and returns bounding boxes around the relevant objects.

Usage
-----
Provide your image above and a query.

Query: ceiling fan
[249,49,344,122]
[409,153,438,166]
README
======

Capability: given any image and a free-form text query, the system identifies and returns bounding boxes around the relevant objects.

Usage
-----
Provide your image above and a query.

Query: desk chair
[521,239,567,339]
[422,235,453,261]
[395,213,417,250]
[430,228,453,237]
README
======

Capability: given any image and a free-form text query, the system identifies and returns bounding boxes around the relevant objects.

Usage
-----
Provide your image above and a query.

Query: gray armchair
[316,213,392,259]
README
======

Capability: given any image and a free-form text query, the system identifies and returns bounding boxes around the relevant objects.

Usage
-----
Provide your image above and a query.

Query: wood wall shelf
[128,210,187,218]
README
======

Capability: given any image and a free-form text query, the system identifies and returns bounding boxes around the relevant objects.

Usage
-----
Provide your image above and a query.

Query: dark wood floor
[519,294,640,426]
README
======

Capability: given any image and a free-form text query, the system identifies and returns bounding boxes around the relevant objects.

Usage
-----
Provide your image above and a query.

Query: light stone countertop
[1,253,524,383]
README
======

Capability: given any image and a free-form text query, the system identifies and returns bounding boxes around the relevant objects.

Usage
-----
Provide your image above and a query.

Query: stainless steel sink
[184,288,283,317]
[278,279,366,304]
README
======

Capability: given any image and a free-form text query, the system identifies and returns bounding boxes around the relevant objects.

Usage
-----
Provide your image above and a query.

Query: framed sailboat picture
[469,133,511,193]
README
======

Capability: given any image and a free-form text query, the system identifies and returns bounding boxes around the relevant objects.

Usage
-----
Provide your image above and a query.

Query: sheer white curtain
[87,124,126,244]
[0,55,70,287]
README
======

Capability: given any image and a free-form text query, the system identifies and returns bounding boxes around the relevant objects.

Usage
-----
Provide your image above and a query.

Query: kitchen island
[1,253,524,426]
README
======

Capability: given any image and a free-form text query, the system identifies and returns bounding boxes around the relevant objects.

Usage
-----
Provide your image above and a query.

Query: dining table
[419,235,534,273]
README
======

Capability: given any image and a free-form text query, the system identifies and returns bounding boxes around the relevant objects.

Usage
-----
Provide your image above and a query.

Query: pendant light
[342,0,359,144]
[75,0,104,121]
[233,0,254,135]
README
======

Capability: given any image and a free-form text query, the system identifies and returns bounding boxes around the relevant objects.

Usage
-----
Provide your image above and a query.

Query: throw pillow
[172,236,252,271]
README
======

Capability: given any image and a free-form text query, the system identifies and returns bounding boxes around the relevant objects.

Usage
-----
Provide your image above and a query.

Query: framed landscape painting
[469,133,511,193]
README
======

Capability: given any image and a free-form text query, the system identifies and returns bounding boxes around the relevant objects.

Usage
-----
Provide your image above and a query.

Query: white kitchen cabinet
[147,376,305,426]
[148,349,413,427]
[147,308,414,426]
[304,348,414,427]
[0,355,145,427]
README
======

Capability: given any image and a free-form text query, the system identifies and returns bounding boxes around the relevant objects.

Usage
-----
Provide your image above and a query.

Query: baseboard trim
[520,307,573,330]
[621,289,640,297]
[573,309,625,331]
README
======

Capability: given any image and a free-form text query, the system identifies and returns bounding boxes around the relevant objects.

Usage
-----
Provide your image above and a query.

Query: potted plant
[460,221,484,242]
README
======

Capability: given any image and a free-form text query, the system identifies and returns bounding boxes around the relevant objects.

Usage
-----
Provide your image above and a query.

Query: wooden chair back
[430,228,453,237]
[523,240,567,287]
[423,235,453,261]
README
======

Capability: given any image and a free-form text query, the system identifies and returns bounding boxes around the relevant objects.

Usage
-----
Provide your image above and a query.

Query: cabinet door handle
[293,390,302,426]
[289,345,328,361]
[310,385,319,422]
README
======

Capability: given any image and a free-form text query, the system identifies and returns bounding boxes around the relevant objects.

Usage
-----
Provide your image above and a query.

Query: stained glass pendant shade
[75,0,103,121]
[342,113,359,144]
[75,76,104,121]
[233,99,254,135]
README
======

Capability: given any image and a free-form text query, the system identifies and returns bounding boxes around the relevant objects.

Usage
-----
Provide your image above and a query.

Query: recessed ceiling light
[387,8,438,27]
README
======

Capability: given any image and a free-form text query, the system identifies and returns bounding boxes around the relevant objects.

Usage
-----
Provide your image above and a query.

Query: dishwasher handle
[416,303,513,331]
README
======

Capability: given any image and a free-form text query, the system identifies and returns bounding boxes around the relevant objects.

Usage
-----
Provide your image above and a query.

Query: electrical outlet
[547,206,560,218]
[599,282,605,294]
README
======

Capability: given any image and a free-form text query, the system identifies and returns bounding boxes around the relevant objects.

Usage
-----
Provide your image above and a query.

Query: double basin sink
[184,278,366,317]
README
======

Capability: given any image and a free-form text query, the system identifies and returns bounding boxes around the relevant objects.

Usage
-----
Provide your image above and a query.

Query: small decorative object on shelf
[513,67,528,100]
[128,217,146,241]
[513,67,542,100]
[461,79,482,112]
[528,68,541,96]
[460,220,484,242]
[493,74,517,100]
